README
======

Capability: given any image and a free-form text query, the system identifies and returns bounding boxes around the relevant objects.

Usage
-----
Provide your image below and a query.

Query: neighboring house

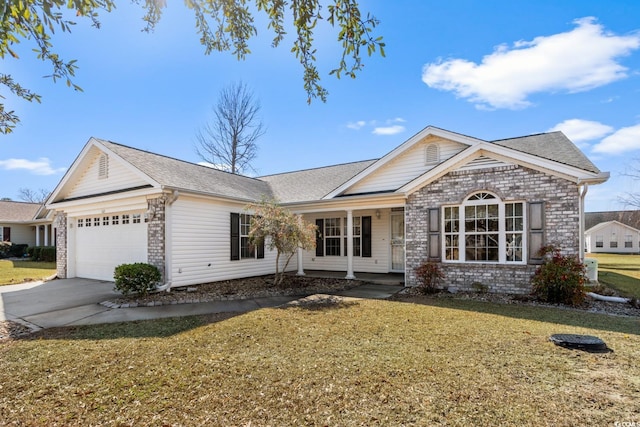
[46,126,608,293]
[585,220,640,254]
[585,210,640,231]
[0,200,55,247]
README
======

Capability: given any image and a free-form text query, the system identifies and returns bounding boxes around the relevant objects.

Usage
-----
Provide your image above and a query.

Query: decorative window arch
[425,143,440,165]
[443,191,525,263]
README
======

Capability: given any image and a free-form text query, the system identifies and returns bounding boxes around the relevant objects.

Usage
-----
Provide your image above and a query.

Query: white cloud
[346,120,366,130]
[422,17,640,109]
[548,119,613,143]
[372,125,405,136]
[592,124,640,154]
[0,158,66,175]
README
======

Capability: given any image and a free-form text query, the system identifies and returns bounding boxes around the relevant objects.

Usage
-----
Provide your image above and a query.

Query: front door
[390,210,405,272]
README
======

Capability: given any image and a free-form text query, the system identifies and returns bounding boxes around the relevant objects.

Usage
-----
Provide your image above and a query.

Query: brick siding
[55,213,67,279]
[147,197,166,283]
[405,165,580,294]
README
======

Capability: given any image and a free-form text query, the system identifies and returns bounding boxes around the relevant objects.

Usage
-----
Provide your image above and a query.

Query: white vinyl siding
[66,148,149,199]
[303,209,390,273]
[169,197,285,288]
[457,155,512,171]
[586,221,640,254]
[0,223,36,246]
[344,138,466,195]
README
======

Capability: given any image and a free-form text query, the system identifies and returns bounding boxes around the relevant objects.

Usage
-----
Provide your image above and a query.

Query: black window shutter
[528,202,545,264]
[428,208,441,261]
[2,227,10,242]
[256,237,265,259]
[362,216,372,257]
[315,219,324,257]
[230,213,240,261]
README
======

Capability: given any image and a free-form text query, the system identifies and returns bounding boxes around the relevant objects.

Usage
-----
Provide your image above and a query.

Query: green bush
[531,245,586,306]
[414,261,445,294]
[114,263,162,296]
[0,242,10,258]
[9,244,28,258]
[27,246,56,261]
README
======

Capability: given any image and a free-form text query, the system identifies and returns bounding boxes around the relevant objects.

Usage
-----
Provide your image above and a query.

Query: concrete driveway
[0,278,118,329]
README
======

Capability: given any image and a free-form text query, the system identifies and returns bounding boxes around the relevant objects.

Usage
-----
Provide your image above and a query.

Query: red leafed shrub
[414,261,445,294]
[531,245,586,306]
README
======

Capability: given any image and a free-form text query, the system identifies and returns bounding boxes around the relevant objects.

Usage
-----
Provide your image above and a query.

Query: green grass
[1,298,639,426]
[0,259,56,285]
[587,253,640,298]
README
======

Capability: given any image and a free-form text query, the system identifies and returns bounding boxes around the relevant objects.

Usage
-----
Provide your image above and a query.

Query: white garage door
[75,213,148,281]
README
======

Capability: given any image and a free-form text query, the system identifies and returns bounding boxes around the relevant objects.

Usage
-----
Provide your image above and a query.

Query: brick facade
[405,165,580,294]
[147,196,166,283]
[55,212,67,279]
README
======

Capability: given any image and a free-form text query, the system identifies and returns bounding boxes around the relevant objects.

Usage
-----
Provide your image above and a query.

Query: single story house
[585,220,640,254]
[0,200,55,247]
[46,126,608,293]
[585,210,640,232]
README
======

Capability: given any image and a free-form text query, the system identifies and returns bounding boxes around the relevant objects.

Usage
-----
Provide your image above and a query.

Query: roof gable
[585,220,640,234]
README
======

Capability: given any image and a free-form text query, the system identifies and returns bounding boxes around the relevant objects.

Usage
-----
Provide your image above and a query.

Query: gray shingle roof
[0,201,41,222]
[98,140,273,201]
[94,129,600,204]
[258,160,377,203]
[491,132,600,173]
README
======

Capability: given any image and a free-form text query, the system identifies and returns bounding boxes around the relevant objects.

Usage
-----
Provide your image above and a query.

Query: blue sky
[2,0,639,212]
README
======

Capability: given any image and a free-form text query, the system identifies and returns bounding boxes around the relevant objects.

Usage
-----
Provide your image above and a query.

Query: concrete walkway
[1,277,404,332]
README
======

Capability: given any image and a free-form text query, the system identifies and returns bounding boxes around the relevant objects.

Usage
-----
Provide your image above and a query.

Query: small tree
[247,200,317,286]
[17,188,50,203]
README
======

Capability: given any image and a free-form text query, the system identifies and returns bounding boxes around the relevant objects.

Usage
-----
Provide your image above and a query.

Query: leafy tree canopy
[1,0,384,134]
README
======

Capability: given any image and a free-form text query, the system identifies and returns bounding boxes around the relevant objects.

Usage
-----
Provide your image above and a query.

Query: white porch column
[296,214,306,276]
[345,209,355,279]
[35,226,40,246]
[44,224,49,246]
[296,247,306,276]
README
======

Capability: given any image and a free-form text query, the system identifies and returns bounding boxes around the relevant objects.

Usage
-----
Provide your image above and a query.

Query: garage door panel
[75,214,148,281]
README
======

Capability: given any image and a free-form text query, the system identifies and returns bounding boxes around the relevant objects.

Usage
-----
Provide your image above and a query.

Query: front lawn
[0,259,57,286]
[1,298,638,425]
[587,253,640,298]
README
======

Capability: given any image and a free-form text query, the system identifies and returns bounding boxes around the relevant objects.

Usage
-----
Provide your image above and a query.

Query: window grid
[595,235,603,248]
[625,235,633,248]
[240,214,255,259]
[94,218,100,227]
[324,218,341,256]
[122,214,130,224]
[133,214,141,224]
[112,215,119,225]
[342,217,362,256]
[444,206,459,261]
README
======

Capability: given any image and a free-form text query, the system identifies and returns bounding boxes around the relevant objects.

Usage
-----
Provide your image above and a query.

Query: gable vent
[425,143,440,165]
[98,154,108,179]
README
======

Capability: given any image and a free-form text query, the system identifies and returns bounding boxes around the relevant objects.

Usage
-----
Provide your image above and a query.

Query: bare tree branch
[17,188,50,203]
[195,81,265,175]
[617,157,640,208]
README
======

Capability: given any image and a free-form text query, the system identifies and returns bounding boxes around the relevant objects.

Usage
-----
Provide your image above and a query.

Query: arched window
[425,143,440,165]
[443,192,525,263]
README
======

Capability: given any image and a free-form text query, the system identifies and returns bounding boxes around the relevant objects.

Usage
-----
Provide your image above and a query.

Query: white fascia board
[399,142,608,195]
[586,220,640,234]
[48,187,162,213]
[322,126,485,200]
[286,193,407,214]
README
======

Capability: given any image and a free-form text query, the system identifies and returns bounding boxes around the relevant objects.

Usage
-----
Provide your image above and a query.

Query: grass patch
[1,298,639,425]
[587,253,640,298]
[0,260,56,286]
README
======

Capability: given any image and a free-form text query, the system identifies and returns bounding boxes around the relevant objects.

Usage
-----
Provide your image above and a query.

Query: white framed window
[103,216,109,226]
[610,232,618,248]
[85,218,91,227]
[625,235,633,248]
[324,218,341,256]
[77,219,84,228]
[122,214,130,224]
[132,214,141,224]
[240,214,255,259]
[94,217,100,227]
[443,192,525,264]
[343,216,362,256]
[595,235,603,248]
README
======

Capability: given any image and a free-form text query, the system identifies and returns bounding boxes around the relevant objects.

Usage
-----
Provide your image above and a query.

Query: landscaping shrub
[9,244,28,258]
[27,246,56,262]
[414,261,445,294]
[531,245,586,306]
[0,242,10,258]
[114,263,162,296]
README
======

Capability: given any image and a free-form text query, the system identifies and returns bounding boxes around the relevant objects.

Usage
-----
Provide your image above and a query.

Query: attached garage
[73,212,148,281]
